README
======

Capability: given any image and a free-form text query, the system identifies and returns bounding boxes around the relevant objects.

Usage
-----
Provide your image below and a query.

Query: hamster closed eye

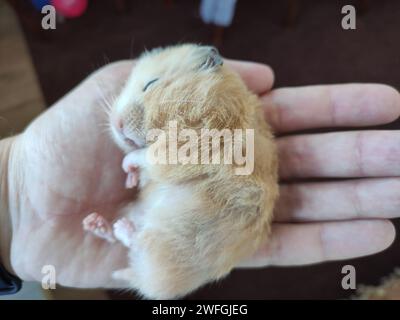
[83,44,279,299]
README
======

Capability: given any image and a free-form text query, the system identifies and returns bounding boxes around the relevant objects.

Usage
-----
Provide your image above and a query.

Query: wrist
[0,136,16,275]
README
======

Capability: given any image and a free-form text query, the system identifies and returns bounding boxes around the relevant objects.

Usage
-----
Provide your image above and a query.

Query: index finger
[262,84,400,134]
[225,59,275,95]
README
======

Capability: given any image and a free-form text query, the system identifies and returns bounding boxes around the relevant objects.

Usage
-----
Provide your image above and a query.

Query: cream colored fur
[110,44,279,299]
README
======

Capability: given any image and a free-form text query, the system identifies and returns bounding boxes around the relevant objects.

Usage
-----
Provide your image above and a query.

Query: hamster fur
[96,44,278,299]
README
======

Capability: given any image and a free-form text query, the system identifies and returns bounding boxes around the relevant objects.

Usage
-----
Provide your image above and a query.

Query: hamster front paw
[125,167,140,189]
[122,148,150,188]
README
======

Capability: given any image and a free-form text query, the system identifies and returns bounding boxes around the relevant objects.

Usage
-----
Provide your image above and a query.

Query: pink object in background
[51,0,88,18]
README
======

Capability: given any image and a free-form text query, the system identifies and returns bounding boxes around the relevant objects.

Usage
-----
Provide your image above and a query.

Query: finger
[278,130,400,179]
[239,220,395,267]
[225,59,275,94]
[262,84,400,134]
[275,178,400,222]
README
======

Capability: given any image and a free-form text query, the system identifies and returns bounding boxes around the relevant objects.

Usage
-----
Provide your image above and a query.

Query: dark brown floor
[9,0,400,299]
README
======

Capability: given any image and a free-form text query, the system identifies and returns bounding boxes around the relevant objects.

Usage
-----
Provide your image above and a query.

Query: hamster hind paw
[113,217,136,247]
[83,212,116,243]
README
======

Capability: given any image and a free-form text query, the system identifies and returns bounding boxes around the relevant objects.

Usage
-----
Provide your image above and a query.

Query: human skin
[0,60,399,289]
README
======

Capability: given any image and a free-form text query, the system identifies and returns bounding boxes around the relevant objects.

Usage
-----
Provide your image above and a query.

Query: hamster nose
[112,116,124,132]
[112,117,139,147]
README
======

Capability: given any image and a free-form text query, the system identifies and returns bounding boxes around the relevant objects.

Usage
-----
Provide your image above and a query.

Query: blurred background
[1,0,400,299]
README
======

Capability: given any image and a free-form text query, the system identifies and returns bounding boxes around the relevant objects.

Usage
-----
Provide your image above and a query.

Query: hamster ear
[200,46,223,70]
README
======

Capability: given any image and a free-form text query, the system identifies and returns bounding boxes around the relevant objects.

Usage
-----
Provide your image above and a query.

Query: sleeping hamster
[83,44,279,299]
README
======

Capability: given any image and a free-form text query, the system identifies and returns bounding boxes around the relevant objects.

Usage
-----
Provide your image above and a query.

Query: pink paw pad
[83,212,115,243]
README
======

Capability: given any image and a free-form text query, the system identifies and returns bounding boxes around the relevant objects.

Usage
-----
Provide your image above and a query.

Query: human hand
[1,62,136,288]
[1,59,399,289]
[0,59,273,288]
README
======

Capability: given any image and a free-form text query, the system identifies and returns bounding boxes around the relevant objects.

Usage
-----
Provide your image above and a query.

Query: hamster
[83,44,279,299]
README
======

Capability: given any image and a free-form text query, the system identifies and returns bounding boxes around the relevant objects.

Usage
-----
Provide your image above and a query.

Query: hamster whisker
[98,121,112,130]
[99,123,113,136]
[94,80,118,116]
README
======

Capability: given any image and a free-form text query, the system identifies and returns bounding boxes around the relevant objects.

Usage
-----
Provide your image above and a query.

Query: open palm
[5,60,399,289]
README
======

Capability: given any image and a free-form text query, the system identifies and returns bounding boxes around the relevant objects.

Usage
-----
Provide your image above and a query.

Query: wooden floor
[0,0,44,137]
